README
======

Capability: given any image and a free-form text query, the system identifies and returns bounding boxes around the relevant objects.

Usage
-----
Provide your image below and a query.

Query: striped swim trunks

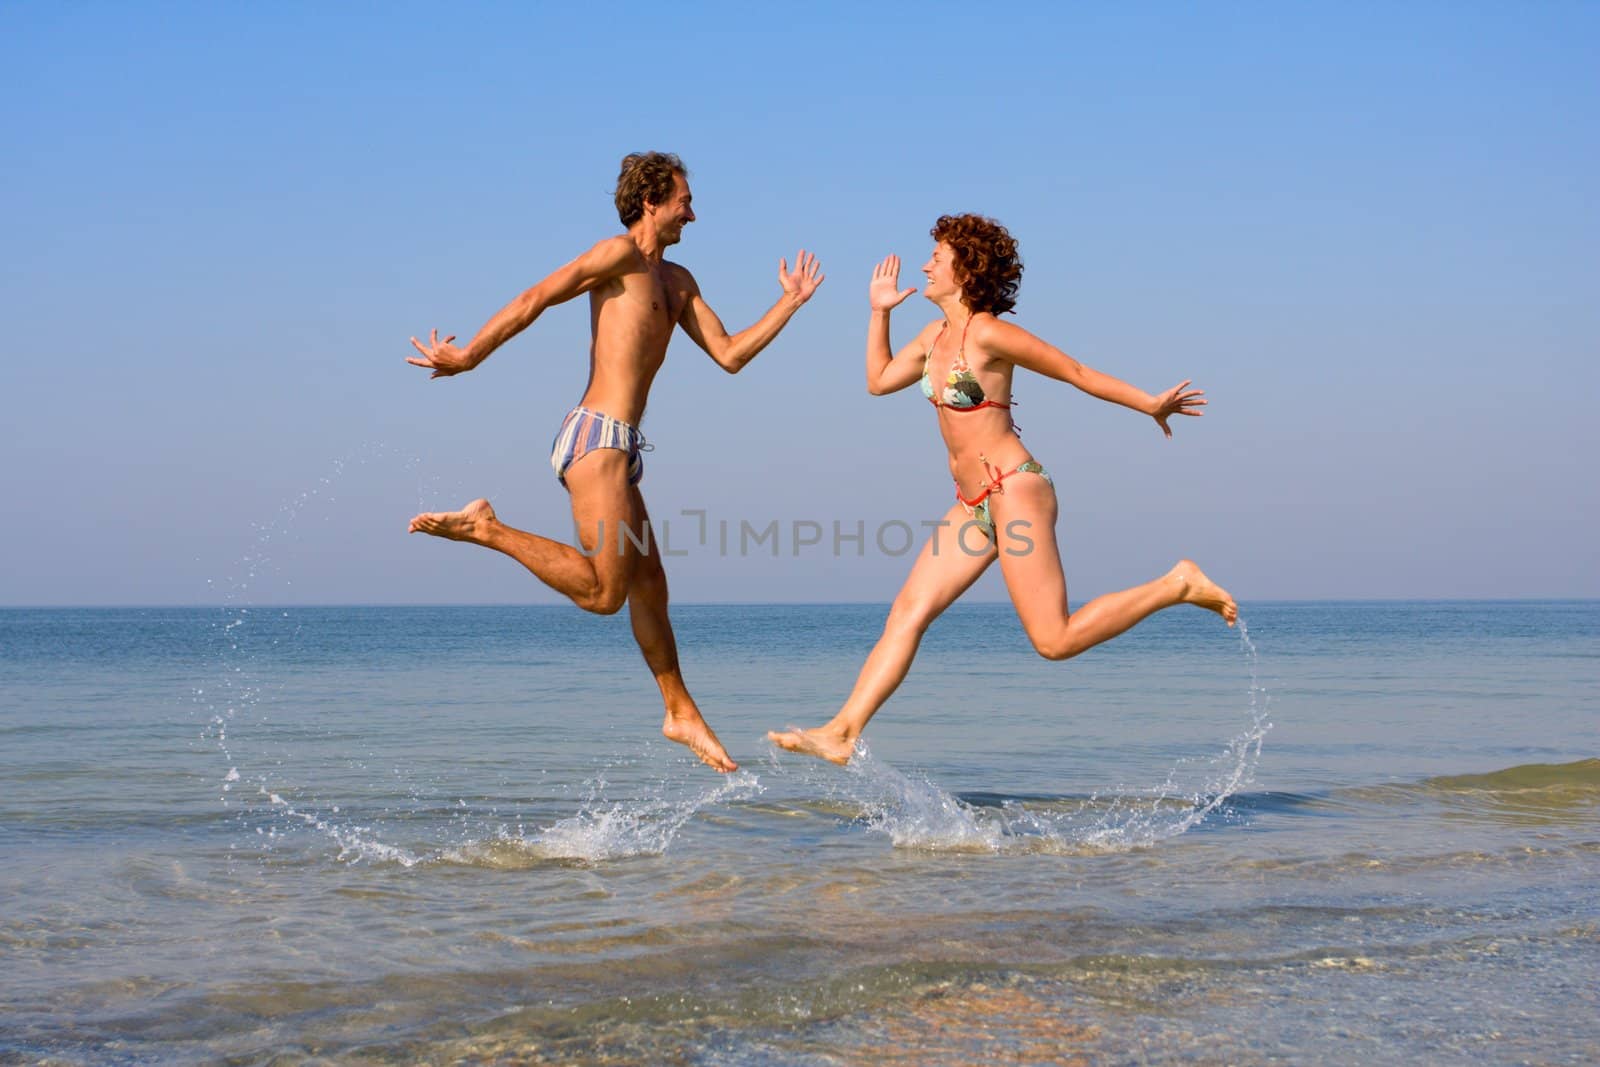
[549,406,651,488]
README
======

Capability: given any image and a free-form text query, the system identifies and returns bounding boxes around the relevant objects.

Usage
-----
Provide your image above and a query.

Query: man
[407,152,824,772]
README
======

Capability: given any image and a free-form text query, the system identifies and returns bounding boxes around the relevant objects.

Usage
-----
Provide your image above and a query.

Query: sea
[1,600,1596,1065]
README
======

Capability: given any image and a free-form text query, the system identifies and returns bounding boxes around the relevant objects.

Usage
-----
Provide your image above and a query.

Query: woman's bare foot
[1168,559,1238,626]
[409,498,497,542]
[663,711,738,773]
[766,726,858,766]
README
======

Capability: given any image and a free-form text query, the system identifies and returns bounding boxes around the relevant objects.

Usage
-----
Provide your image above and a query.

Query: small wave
[1313,759,1600,827]
[1403,760,1598,827]
[1425,759,1600,794]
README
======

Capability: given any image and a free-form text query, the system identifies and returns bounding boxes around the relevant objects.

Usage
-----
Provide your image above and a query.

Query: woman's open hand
[1151,379,1207,437]
[869,255,919,312]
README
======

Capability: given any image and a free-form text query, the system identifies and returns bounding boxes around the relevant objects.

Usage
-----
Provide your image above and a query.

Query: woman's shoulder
[969,313,1036,357]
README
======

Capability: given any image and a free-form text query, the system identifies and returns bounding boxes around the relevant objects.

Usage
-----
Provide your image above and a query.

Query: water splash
[239,770,766,870]
[192,446,772,868]
[526,770,764,863]
[827,621,1273,853]
[194,445,422,839]
[846,749,1006,852]
[1063,618,1273,850]
[258,787,423,867]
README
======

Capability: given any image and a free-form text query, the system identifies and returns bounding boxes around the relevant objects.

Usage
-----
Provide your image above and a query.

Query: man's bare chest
[641,268,690,323]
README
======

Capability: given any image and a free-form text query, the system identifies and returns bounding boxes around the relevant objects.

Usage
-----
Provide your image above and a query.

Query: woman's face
[920,241,964,304]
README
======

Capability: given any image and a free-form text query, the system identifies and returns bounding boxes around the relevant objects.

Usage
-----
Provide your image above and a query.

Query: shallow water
[2,601,1597,1064]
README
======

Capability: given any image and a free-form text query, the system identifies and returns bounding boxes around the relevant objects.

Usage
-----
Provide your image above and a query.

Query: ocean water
[1,600,1596,1065]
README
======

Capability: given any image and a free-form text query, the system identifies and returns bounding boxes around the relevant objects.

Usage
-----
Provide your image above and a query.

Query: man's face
[652,173,695,245]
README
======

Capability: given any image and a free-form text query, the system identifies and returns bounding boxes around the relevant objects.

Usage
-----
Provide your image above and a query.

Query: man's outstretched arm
[408,236,638,378]
[677,250,824,374]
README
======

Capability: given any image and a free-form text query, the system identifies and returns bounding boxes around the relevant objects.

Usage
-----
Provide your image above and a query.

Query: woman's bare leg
[989,474,1236,661]
[768,503,996,764]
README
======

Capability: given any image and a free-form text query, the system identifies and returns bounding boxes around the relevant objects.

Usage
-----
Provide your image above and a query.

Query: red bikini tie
[956,455,1009,508]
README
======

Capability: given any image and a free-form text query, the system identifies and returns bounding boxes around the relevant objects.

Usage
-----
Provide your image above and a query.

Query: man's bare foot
[409,498,497,542]
[1168,559,1238,627]
[663,712,738,773]
[766,726,858,766]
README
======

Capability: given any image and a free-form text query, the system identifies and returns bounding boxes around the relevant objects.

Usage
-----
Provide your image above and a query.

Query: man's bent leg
[408,450,636,614]
[627,488,737,772]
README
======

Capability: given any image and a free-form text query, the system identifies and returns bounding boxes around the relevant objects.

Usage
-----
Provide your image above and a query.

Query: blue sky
[3,2,1596,605]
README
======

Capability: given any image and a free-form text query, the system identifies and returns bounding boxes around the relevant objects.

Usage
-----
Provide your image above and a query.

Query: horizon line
[2,597,1597,610]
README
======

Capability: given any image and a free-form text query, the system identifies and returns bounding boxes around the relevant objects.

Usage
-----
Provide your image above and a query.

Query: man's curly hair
[615,152,687,227]
[931,214,1022,315]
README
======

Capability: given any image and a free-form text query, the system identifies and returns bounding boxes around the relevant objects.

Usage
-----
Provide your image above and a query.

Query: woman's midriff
[937,413,1034,501]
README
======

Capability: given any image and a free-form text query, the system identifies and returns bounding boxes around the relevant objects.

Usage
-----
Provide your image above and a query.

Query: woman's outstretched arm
[977,317,1207,437]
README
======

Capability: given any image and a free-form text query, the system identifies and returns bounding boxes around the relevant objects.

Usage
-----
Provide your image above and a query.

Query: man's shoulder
[660,258,698,289]
[587,234,643,266]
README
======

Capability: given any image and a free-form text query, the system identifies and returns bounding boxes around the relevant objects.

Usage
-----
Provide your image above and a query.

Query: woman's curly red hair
[931,214,1022,315]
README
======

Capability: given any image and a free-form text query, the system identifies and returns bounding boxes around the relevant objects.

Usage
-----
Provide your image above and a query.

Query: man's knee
[575,562,631,615]
[578,583,629,616]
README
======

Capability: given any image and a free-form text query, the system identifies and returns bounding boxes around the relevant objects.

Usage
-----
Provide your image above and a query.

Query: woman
[769,214,1237,765]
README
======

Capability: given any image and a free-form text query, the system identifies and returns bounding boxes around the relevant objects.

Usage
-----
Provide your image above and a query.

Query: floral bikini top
[919,317,1013,412]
